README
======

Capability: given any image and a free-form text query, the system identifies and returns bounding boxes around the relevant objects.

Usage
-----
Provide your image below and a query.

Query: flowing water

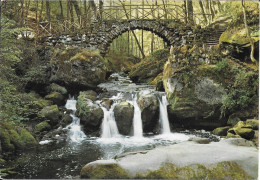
[9,73,219,179]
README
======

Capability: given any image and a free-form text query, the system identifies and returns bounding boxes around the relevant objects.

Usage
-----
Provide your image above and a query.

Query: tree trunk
[209,0,215,21]
[187,0,194,25]
[99,0,103,21]
[59,0,64,20]
[183,0,187,24]
[39,0,43,22]
[242,0,258,67]
[89,0,97,20]
[199,0,207,24]
[0,1,2,59]
[46,0,51,30]
[71,0,81,25]
[20,0,24,27]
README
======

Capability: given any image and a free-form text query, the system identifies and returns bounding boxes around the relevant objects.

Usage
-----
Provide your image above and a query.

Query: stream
[9,73,219,179]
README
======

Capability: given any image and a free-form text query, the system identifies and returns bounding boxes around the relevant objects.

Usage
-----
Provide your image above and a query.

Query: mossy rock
[78,90,98,102]
[246,119,259,130]
[34,121,51,134]
[213,126,231,136]
[39,105,60,125]
[46,83,67,95]
[227,114,241,126]
[45,92,65,106]
[234,121,252,129]
[234,128,255,140]
[0,122,37,153]
[80,160,129,179]
[137,161,252,179]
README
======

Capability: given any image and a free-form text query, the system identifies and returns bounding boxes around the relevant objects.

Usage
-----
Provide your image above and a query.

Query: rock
[188,137,211,144]
[61,114,73,127]
[101,99,113,110]
[226,132,241,139]
[50,48,107,89]
[234,121,252,129]
[246,119,258,130]
[0,122,37,154]
[114,102,134,135]
[212,126,231,136]
[227,114,241,126]
[225,138,255,147]
[252,130,258,146]
[129,49,169,83]
[233,128,255,140]
[45,92,65,106]
[137,90,159,133]
[46,83,67,95]
[80,160,129,179]
[34,121,51,134]
[39,105,60,126]
[76,92,103,134]
[82,90,98,102]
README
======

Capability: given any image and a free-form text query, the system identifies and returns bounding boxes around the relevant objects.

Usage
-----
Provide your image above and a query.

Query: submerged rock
[114,102,134,135]
[137,91,159,133]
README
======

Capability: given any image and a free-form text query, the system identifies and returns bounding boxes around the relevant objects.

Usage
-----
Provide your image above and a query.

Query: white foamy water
[159,95,171,134]
[100,94,121,139]
[65,97,86,143]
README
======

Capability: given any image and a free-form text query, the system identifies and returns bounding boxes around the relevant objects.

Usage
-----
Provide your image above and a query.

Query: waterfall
[159,95,171,134]
[130,94,143,138]
[65,97,86,142]
[100,94,121,138]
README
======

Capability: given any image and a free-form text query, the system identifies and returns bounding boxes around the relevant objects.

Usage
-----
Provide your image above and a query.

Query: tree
[187,0,194,25]
[71,0,82,25]
[0,0,2,59]
[199,0,207,24]
[242,0,258,67]
[46,0,50,29]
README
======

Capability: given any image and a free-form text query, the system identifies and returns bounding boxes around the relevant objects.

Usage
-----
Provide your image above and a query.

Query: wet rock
[101,99,113,110]
[46,83,67,95]
[138,91,159,133]
[39,105,60,126]
[50,48,107,90]
[45,92,65,106]
[34,121,51,134]
[60,114,73,127]
[76,92,103,134]
[80,160,129,179]
[212,126,231,136]
[114,102,134,135]
[82,90,98,102]
[252,130,258,146]
[188,137,211,144]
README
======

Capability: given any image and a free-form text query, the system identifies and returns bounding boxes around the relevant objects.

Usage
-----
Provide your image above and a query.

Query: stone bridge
[44,19,201,56]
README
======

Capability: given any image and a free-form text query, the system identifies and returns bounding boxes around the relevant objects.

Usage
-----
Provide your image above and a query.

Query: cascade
[100,94,121,138]
[65,97,86,142]
[129,94,143,137]
[158,95,171,134]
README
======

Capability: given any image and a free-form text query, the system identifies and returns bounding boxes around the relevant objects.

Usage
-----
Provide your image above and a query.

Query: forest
[0,0,259,179]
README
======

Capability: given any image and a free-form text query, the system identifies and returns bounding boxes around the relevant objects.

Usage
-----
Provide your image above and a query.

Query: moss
[19,128,37,147]
[34,121,51,134]
[136,162,252,179]
[70,49,102,62]
[81,163,129,179]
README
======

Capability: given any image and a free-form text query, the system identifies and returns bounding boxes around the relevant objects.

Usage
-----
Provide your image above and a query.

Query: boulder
[233,128,255,140]
[39,105,60,125]
[81,90,98,102]
[46,83,67,95]
[212,126,231,136]
[252,130,258,146]
[50,48,107,90]
[137,91,159,133]
[60,114,73,127]
[101,99,113,110]
[114,102,134,135]
[80,160,129,179]
[246,119,258,130]
[45,92,65,106]
[34,121,51,134]
[76,92,103,134]
[0,122,37,154]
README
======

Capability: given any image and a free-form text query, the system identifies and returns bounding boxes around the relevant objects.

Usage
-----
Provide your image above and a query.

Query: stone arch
[94,20,182,55]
